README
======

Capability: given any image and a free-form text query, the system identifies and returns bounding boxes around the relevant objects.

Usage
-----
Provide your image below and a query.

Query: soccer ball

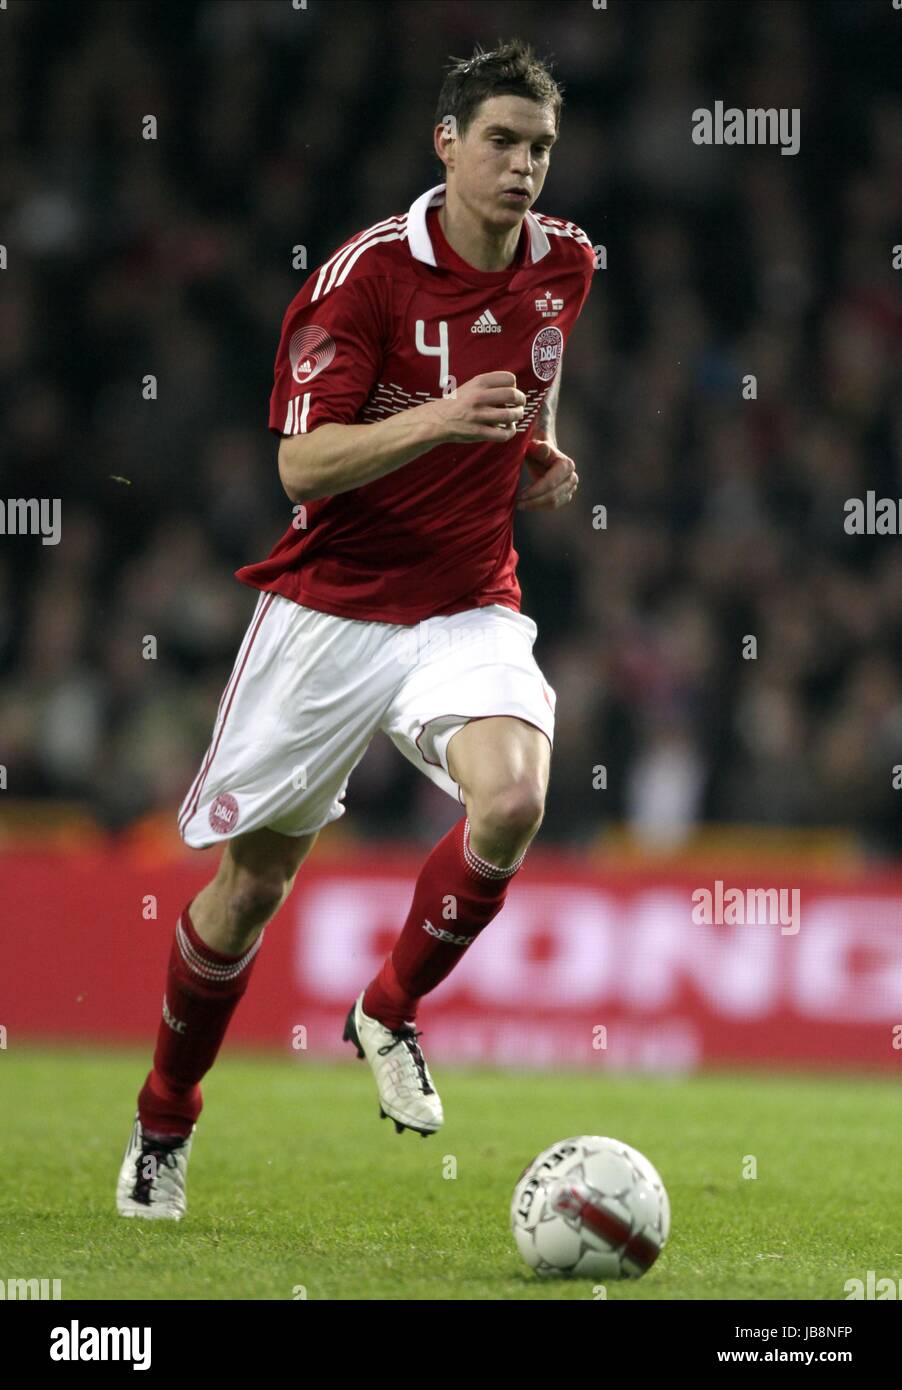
[510,1135,670,1279]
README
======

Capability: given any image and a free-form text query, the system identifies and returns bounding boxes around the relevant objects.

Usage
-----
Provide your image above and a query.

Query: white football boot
[116,1113,194,1220]
[343,991,444,1136]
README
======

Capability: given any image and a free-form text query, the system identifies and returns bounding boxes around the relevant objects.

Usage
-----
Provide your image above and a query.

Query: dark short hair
[434,38,564,159]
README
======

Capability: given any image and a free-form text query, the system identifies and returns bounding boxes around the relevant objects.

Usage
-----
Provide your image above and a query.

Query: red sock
[137,904,264,1137]
[363,817,526,1030]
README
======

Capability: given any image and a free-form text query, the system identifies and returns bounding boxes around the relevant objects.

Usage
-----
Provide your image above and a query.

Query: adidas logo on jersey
[470,309,502,334]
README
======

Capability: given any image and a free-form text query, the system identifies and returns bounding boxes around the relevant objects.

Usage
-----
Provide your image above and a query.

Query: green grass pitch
[2,1046,900,1300]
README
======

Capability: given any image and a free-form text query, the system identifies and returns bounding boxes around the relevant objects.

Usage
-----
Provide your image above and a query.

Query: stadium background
[2,0,901,1073]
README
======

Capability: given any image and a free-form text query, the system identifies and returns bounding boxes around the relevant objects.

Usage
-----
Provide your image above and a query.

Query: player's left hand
[516,439,579,511]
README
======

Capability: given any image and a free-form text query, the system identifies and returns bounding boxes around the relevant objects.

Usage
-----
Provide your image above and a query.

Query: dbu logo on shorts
[209,793,240,835]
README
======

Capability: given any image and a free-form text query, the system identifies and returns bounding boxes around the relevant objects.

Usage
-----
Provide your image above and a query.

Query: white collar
[405,182,550,266]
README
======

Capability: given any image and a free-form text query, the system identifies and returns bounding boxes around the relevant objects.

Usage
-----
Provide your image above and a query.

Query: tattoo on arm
[536,361,562,443]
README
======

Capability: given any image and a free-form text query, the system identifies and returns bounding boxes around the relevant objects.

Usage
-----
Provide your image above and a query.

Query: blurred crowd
[1,0,901,853]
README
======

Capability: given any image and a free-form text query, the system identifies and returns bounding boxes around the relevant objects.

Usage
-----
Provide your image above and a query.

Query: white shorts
[177,593,557,848]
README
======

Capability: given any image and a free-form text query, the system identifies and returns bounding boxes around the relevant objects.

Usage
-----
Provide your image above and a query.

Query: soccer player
[117,38,595,1219]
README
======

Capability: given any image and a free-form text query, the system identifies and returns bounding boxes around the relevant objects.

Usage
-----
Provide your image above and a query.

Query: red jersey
[236,182,596,624]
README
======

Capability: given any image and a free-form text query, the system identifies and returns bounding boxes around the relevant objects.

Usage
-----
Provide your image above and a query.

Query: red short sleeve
[269,274,387,437]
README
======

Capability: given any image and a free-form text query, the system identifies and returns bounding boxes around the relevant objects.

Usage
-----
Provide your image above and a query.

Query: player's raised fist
[419,370,527,444]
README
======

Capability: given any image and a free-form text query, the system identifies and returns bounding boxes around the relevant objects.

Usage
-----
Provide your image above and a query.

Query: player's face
[443,95,557,227]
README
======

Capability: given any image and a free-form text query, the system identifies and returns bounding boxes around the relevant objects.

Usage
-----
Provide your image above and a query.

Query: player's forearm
[278,408,448,503]
[534,358,562,445]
